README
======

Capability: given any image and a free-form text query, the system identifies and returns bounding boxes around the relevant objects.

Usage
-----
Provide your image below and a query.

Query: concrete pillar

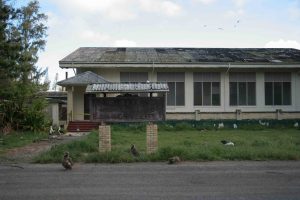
[67,86,74,122]
[195,110,201,121]
[99,125,111,153]
[276,109,282,120]
[51,103,59,126]
[236,109,242,120]
[146,123,158,154]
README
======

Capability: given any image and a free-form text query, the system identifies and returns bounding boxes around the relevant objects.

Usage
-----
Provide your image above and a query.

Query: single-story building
[44,91,67,127]
[58,47,300,128]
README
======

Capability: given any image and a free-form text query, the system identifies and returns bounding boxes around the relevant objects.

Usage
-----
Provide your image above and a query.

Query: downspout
[152,61,155,81]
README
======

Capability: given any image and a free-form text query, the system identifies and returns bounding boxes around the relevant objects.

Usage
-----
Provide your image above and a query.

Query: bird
[218,123,224,129]
[168,156,181,164]
[130,144,140,157]
[221,140,235,146]
[218,27,224,30]
[58,126,64,135]
[203,25,207,28]
[49,126,55,135]
[62,151,73,170]
[233,123,238,129]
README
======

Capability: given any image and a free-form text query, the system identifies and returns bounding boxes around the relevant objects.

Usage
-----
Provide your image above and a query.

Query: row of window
[120,72,292,106]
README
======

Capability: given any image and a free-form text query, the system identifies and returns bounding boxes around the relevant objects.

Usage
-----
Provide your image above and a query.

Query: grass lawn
[34,126,300,163]
[0,132,47,155]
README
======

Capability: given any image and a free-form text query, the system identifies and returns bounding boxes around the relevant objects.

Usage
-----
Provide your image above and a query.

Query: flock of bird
[203,19,240,31]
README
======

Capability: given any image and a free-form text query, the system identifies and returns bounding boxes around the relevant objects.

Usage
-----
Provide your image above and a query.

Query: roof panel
[57,71,109,86]
[86,83,169,93]
[60,47,300,65]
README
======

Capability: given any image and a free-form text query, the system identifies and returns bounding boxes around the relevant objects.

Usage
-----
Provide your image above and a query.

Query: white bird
[58,127,64,135]
[49,126,55,135]
[218,123,224,129]
[233,123,238,129]
[221,140,234,146]
[294,122,299,128]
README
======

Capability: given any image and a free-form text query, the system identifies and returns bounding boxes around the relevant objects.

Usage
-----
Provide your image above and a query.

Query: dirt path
[0,133,88,163]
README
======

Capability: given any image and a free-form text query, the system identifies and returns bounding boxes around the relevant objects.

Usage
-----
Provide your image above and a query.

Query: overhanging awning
[86,83,169,93]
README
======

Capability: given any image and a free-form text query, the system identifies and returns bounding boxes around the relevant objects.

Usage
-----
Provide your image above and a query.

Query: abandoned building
[57,47,300,131]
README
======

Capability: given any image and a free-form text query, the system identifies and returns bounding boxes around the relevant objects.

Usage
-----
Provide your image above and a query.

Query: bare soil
[0,133,88,163]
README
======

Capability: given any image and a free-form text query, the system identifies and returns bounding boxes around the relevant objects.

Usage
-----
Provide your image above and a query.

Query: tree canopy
[0,0,48,133]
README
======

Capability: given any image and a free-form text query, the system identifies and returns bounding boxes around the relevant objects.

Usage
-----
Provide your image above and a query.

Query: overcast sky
[17,0,300,86]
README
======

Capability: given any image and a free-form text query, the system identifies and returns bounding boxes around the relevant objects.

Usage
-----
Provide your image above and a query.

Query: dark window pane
[167,82,175,106]
[230,82,237,106]
[194,82,202,105]
[247,82,256,105]
[283,82,291,105]
[203,82,211,105]
[274,82,282,105]
[238,82,247,105]
[212,82,220,105]
[265,82,273,105]
[176,82,185,106]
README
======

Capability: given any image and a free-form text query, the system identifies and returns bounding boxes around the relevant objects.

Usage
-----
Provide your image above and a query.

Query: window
[229,73,256,106]
[157,72,185,106]
[120,72,148,82]
[193,72,220,106]
[264,73,291,105]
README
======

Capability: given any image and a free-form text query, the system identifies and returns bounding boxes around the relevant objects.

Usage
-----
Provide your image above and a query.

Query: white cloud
[225,9,244,18]
[265,39,300,49]
[194,0,216,5]
[113,40,137,47]
[50,0,137,21]
[232,0,247,7]
[139,0,182,17]
[80,30,111,45]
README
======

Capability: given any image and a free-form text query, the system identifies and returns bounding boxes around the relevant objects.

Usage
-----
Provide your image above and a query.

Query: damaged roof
[57,71,109,86]
[86,83,169,93]
[59,47,300,66]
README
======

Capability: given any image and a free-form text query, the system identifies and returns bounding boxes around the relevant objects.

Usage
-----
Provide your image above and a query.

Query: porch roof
[86,82,169,93]
[57,71,109,86]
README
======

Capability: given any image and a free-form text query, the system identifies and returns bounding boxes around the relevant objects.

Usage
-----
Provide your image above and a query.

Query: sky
[16,0,300,87]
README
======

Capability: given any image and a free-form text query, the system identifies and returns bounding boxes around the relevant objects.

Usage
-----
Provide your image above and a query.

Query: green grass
[34,125,300,163]
[0,131,47,154]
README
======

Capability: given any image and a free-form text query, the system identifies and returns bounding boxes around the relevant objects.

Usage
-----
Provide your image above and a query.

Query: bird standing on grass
[62,151,73,170]
[168,156,181,164]
[130,144,139,157]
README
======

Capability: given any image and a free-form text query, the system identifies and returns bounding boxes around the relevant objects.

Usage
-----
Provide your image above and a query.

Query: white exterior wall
[71,68,300,119]
[72,86,85,121]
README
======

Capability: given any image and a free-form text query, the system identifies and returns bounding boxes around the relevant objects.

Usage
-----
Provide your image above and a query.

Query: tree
[52,72,58,91]
[0,0,48,133]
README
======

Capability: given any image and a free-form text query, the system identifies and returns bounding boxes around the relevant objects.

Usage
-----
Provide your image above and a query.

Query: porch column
[67,86,74,122]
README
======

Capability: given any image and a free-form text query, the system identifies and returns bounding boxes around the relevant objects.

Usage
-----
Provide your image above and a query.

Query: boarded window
[157,72,185,106]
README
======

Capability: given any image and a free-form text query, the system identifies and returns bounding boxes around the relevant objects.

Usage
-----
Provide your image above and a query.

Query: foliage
[0,0,48,133]
[34,127,300,163]
[0,131,47,154]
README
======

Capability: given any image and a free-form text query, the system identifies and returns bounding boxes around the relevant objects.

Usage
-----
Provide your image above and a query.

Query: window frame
[194,81,220,106]
[264,81,292,106]
[229,72,256,106]
[157,72,185,106]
